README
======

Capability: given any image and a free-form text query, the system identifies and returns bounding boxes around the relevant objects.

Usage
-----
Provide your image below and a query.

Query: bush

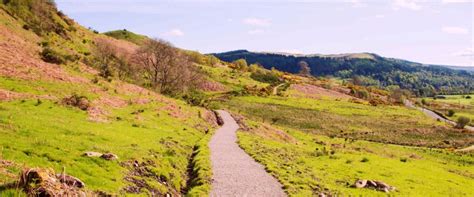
[447,110,455,117]
[421,99,428,105]
[360,157,369,162]
[250,71,280,84]
[62,94,90,111]
[455,116,471,129]
[182,90,208,106]
[41,47,65,64]
[467,95,472,99]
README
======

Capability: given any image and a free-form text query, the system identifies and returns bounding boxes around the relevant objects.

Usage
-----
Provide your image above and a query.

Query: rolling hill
[212,50,474,96]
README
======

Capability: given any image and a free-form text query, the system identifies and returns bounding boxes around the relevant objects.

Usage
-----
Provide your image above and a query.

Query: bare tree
[298,61,311,76]
[94,38,117,78]
[133,39,202,94]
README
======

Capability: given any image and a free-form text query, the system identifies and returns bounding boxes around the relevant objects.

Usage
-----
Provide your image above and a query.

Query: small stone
[84,151,103,157]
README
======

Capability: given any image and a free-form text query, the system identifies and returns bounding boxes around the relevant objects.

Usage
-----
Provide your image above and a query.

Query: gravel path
[209,110,286,197]
[405,100,474,131]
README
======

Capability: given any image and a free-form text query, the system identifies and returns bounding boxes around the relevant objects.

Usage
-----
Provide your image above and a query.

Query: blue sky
[56,0,473,67]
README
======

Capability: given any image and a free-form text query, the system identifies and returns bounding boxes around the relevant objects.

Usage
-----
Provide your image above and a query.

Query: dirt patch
[87,106,108,122]
[0,89,24,101]
[0,88,56,101]
[290,84,355,100]
[198,80,227,92]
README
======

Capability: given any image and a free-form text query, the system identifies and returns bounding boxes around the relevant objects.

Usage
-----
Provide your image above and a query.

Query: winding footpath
[209,110,286,197]
[405,100,474,131]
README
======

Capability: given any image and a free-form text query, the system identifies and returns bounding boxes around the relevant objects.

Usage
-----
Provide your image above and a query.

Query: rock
[353,179,367,188]
[353,179,395,193]
[56,174,85,188]
[366,180,377,187]
[84,151,103,157]
[101,153,118,160]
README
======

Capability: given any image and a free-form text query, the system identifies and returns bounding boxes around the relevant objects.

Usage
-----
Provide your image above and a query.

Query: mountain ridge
[212,49,474,96]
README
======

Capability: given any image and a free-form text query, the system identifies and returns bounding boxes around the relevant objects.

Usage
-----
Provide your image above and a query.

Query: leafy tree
[298,61,311,76]
[233,59,248,71]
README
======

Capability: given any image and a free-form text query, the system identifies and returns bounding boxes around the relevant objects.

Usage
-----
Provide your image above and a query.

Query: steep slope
[0,2,215,196]
[212,50,474,96]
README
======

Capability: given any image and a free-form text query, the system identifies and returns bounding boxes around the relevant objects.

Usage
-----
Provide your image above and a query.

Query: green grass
[237,128,474,196]
[422,95,474,126]
[0,99,210,194]
[200,65,269,92]
[222,96,473,148]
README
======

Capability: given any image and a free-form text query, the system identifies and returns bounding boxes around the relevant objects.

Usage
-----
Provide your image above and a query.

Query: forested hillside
[213,50,474,96]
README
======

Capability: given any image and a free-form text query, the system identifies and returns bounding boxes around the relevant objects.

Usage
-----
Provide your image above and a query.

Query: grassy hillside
[0,1,215,195]
[212,50,474,96]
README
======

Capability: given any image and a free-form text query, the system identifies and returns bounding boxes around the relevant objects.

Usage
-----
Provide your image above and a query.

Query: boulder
[352,179,395,193]
[101,153,119,160]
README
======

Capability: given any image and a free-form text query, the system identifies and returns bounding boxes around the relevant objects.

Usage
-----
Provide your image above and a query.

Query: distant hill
[103,29,149,45]
[212,50,474,96]
[443,65,474,72]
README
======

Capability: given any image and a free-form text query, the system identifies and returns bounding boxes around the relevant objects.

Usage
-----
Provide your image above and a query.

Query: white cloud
[247,29,264,35]
[243,18,271,27]
[164,29,184,37]
[392,0,422,10]
[442,26,469,34]
[375,14,385,18]
[441,0,471,3]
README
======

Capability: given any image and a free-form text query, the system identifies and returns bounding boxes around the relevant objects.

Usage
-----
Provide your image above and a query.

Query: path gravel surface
[209,110,286,197]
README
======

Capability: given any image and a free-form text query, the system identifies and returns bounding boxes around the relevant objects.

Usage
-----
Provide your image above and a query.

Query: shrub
[455,116,471,129]
[41,47,65,64]
[182,90,208,106]
[400,158,408,162]
[421,99,428,105]
[62,94,90,111]
[467,95,472,99]
[360,157,369,162]
[447,110,455,117]
[250,71,280,84]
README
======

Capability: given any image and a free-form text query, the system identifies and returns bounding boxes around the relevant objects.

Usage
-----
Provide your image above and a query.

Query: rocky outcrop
[352,179,396,193]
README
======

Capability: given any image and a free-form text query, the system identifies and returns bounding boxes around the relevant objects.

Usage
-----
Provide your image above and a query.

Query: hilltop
[212,50,474,96]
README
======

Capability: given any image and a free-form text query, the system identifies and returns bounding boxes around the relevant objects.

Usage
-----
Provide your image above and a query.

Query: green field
[217,92,474,196]
[238,128,474,196]
[422,95,474,126]
[222,96,473,148]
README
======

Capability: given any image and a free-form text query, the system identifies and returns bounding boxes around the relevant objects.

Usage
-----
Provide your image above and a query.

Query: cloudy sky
[56,0,473,67]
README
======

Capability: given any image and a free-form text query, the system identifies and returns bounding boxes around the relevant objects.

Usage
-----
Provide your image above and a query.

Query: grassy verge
[237,127,474,196]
